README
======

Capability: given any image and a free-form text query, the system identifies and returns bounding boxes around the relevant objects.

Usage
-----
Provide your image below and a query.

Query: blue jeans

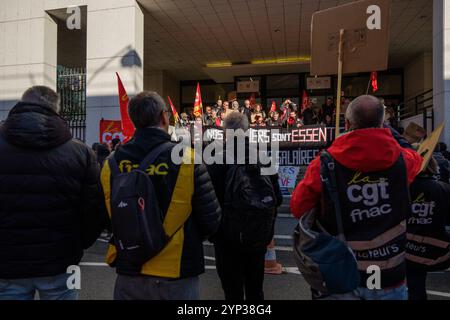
[0,273,78,300]
[321,285,408,300]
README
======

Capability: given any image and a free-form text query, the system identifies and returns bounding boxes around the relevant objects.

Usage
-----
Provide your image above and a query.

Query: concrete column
[145,70,180,110]
[0,4,57,120]
[433,0,450,144]
[85,0,144,145]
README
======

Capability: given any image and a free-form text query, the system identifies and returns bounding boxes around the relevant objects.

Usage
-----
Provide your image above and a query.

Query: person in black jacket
[406,157,450,300]
[101,91,221,300]
[0,86,106,300]
[207,112,283,301]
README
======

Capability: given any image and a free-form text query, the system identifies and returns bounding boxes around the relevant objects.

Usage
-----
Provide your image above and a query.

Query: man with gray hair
[291,95,423,300]
[0,86,106,300]
[207,112,282,300]
[100,91,221,300]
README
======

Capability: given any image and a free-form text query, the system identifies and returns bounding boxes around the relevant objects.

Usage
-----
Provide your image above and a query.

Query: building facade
[0,0,448,145]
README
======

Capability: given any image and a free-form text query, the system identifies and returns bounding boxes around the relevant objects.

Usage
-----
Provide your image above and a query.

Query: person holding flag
[300,91,318,125]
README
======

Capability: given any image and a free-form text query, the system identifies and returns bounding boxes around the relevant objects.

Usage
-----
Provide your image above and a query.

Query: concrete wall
[404,52,433,101]
[433,0,450,145]
[0,1,57,118]
[0,0,144,145]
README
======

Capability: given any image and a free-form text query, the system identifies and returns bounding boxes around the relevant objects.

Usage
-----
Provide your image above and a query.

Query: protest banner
[310,0,391,137]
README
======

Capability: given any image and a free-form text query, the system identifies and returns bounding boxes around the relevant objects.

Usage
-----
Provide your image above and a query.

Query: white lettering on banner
[270,149,319,166]
[205,128,223,141]
[291,128,327,143]
[102,132,124,143]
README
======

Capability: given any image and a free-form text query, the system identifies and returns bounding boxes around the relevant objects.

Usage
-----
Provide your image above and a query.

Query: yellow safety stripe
[141,147,195,277]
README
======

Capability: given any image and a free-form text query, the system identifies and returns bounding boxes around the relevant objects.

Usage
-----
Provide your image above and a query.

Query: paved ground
[78,213,450,300]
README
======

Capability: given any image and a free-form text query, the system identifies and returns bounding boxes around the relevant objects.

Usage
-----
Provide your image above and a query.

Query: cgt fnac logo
[100,120,124,144]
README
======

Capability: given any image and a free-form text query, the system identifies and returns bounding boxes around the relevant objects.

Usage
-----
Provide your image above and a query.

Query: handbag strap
[320,151,346,243]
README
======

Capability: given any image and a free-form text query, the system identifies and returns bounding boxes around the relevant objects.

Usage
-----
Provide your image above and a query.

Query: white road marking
[274,235,293,240]
[205,265,301,275]
[204,256,216,261]
[426,290,450,298]
[277,214,294,219]
[79,262,108,267]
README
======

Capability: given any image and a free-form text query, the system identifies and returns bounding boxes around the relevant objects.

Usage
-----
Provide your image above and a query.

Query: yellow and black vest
[320,155,410,288]
[406,175,450,271]
[100,147,195,278]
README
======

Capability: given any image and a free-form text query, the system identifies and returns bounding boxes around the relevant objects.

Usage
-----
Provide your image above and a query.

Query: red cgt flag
[371,71,379,93]
[168,96,179,123]
[193,83,203,118]
[301,90,309,113]
[116,73,135,142]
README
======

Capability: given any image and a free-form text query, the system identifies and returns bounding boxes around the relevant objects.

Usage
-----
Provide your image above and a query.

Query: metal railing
[57,66,87,142]
[398,89,434,131]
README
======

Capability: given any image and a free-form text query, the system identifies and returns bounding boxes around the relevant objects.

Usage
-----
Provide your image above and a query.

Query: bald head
[345,95,385,130]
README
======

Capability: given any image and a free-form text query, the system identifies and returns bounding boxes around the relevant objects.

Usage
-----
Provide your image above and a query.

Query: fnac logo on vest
[100,119,125,144]
[346,172,392,223]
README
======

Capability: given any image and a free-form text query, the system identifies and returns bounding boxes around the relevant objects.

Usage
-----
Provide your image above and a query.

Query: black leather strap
[138,142,175,171]
[320,151,346,242]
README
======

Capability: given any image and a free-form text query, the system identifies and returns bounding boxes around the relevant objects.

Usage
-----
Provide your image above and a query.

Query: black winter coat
[109,127,222,278]
[0,102,106,279]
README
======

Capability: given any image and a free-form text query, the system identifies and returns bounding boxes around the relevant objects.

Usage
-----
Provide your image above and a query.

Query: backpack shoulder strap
[107,152,121,177]
[138,141,175,171]
[320,150,346,243]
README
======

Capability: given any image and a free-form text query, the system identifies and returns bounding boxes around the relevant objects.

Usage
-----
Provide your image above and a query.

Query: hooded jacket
[0,102,106,279]
[291,128,423,218]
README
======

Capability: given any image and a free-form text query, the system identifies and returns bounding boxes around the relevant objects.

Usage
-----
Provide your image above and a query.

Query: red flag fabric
[116,73,135,142]
[270,101,277,112]
[301,90,309,113]
[249,93,256,107]
[371,71,378,93]
[193,83,203,118]
[168,96,179,123]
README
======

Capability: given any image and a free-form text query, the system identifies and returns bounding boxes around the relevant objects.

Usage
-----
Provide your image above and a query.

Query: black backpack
[222,164,277,250]
[107,142,174,267]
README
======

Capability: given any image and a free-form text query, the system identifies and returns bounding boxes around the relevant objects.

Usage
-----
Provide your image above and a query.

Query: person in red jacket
[291,95,423,300]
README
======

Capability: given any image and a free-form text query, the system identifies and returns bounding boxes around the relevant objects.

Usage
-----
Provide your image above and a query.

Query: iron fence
[57,66,87,142]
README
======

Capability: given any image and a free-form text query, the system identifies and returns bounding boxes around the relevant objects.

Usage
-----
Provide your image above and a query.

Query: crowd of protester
[0,85,448,302]
[176,96,357,129]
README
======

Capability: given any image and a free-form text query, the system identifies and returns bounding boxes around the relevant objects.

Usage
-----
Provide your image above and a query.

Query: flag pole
[335,29,345,139]
[366,76,371,95]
